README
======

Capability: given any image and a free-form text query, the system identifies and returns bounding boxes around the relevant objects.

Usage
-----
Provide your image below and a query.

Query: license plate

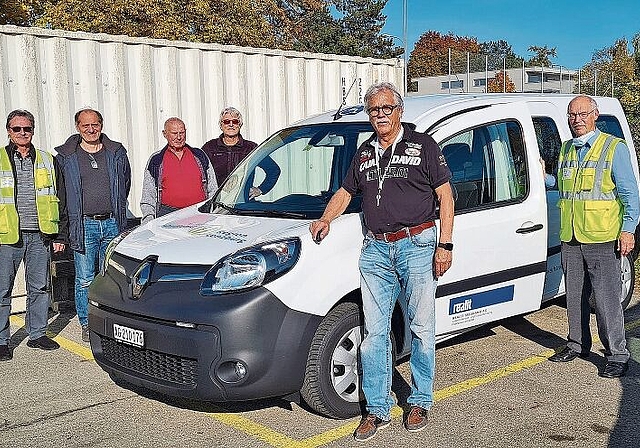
[113,323,145,348]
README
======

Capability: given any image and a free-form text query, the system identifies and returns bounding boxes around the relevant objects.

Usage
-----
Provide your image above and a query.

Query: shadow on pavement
[609,300,640,447]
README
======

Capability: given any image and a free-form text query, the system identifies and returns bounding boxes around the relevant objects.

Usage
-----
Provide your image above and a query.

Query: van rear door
[427,102,548,338]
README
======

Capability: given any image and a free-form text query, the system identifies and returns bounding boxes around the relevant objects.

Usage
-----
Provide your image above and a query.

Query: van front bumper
[88,280,322,403]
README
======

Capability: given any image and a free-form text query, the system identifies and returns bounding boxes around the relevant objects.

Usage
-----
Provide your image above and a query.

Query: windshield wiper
[242,209,309,219]
[211,201,307,219]
[210,201,241,214]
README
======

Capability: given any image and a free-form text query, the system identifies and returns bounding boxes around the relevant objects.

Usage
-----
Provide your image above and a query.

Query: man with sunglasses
[141,117,217,223]
[55,108,131,342]
[1,110,68,360]
[310,82,454,441]
[549,95,639,379]
[202,107,280,200]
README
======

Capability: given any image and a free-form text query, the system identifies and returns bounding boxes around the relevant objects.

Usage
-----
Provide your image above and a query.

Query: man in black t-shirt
[310,82,454,442]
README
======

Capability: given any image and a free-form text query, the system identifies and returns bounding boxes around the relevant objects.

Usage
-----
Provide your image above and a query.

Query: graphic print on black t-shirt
[342,125,451,234]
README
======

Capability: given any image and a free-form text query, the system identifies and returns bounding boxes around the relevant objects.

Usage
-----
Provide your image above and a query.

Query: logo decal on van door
[448,285,514,316]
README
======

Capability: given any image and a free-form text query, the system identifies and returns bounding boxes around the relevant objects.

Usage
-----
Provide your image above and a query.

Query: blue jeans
[74,217,119,326]
[359,226,437,420]
[0,232,51,344]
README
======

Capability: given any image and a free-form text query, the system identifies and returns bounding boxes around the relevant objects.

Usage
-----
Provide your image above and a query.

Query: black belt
[83,213,113,220]
[372,221,435,243]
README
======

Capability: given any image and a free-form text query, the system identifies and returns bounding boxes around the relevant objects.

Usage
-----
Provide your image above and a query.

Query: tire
[589,253,635,311]
[300,302,363,419]
[620,253,635,310]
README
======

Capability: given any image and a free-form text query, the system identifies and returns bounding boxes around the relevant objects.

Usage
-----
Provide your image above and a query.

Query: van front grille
[100,337,198,387]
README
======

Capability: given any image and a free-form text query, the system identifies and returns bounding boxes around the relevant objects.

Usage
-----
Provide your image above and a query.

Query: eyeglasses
[222,119,240,125]
[366,105,400,117]
[9,126,33,133]
[567,109,596,120]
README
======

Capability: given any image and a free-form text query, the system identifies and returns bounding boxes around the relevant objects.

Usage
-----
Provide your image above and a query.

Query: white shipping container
[0,25,403,217]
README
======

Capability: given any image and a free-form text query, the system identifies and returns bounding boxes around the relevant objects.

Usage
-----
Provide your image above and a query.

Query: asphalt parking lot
[2,292,640,448]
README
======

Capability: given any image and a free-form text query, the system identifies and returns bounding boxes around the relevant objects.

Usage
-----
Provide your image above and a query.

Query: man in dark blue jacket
[55,109,131,342]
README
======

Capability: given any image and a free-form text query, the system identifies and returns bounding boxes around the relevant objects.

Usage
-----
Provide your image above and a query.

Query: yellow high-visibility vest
[0,146,60,244]
[557,132,623,243]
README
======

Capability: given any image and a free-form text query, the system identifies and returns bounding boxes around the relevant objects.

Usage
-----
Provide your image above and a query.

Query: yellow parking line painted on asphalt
[9,311,640,448]
[302,405,404,447]
[205,411,313,448]
[9,315,94,360]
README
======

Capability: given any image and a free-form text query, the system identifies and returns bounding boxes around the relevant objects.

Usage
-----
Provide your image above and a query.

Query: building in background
[412,66,577,95]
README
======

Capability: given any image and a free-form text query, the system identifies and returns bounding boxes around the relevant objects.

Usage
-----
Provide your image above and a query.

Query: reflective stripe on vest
[0,147,59,244]
[557,133,623,243]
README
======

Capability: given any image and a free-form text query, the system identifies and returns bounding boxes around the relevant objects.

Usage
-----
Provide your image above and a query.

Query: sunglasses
[222,119,240,126]
[9,126,34,133]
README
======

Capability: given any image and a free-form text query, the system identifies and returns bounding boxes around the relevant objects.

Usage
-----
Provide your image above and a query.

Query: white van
[89,94,639,418]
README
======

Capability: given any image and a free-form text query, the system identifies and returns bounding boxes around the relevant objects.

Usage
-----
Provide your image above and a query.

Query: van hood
[115,206,309,265]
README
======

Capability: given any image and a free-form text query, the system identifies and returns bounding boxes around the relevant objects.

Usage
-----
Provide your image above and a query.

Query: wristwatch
[438,242,453,251]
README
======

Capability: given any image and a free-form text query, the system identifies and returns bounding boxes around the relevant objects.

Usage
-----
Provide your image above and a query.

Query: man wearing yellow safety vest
[549,95,640,378]
[0,110,68,361]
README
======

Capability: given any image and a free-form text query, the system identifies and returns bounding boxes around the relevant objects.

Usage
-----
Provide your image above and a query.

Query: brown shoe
[405,406,429,432]
[354,413,391,442]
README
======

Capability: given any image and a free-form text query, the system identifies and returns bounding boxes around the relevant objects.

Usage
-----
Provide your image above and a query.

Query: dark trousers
[561,240,629,362]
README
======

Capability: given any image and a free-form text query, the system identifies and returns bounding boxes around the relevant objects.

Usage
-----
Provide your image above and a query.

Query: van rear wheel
[301,302,363,419]
[589,253,635,311]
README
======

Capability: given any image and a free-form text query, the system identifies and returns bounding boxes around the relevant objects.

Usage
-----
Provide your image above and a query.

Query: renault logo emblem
[131,257,156,300]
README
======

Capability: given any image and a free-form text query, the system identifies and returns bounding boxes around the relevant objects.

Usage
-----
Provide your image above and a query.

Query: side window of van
[441,121,527,212]
[533,116,562,190]
[596,115,624,139]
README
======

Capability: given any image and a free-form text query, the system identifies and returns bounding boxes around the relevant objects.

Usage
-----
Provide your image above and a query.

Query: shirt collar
[7,142,35,159]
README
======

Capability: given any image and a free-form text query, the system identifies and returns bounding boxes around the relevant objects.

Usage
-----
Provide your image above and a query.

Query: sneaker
[26,336,60,351]
[82,325,90,342]
[0,344,12,361]
[405,406,429,432]
[354,414,391,442]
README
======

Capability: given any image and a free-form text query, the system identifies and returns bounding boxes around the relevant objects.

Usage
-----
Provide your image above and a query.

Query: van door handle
[516,223,544,234]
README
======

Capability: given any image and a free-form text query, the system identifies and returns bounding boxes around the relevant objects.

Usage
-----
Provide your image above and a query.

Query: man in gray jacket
[56,109,131,342]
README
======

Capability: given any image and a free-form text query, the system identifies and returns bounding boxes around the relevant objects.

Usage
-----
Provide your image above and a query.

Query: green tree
[1,0,44,25]
[36,0,295,49]
[408,30,480,79]
[331,0,401,58]
[479,40,524,71]
[527,45,557,67]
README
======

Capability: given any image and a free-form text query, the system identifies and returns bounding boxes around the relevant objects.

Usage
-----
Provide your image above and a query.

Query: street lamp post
[382,34,407,96]
[403,0,408,95]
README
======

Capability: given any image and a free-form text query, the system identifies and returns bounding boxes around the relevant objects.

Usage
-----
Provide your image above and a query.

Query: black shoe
[600,361,629,378]
[26,336,60,351]
[354,414,391,442]
[0,344,12,361]
[549,347,589,362]
[82,325,90,343]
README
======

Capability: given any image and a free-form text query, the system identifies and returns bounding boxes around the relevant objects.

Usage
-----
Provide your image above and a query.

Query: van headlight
[200,238,301,295]
[102,228,133,275]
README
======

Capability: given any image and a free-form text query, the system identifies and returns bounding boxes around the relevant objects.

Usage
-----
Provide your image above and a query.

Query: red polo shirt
[161,148,206,208]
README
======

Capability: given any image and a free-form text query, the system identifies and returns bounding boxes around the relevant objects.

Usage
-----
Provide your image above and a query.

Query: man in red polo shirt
[140,117,218,223]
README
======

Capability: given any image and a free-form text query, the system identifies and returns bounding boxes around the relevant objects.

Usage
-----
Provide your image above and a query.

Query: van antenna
[333,77,359,121]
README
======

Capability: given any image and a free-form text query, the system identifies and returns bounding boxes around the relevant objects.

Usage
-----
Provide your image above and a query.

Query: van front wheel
[301,302,363,419]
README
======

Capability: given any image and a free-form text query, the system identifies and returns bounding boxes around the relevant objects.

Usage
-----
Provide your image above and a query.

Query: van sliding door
[427,103,548,338]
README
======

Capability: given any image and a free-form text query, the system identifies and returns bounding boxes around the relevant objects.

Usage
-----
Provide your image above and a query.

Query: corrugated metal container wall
[0,25,403,216]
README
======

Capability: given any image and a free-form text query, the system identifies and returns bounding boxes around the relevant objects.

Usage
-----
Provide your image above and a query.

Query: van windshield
[204,123,374,219]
